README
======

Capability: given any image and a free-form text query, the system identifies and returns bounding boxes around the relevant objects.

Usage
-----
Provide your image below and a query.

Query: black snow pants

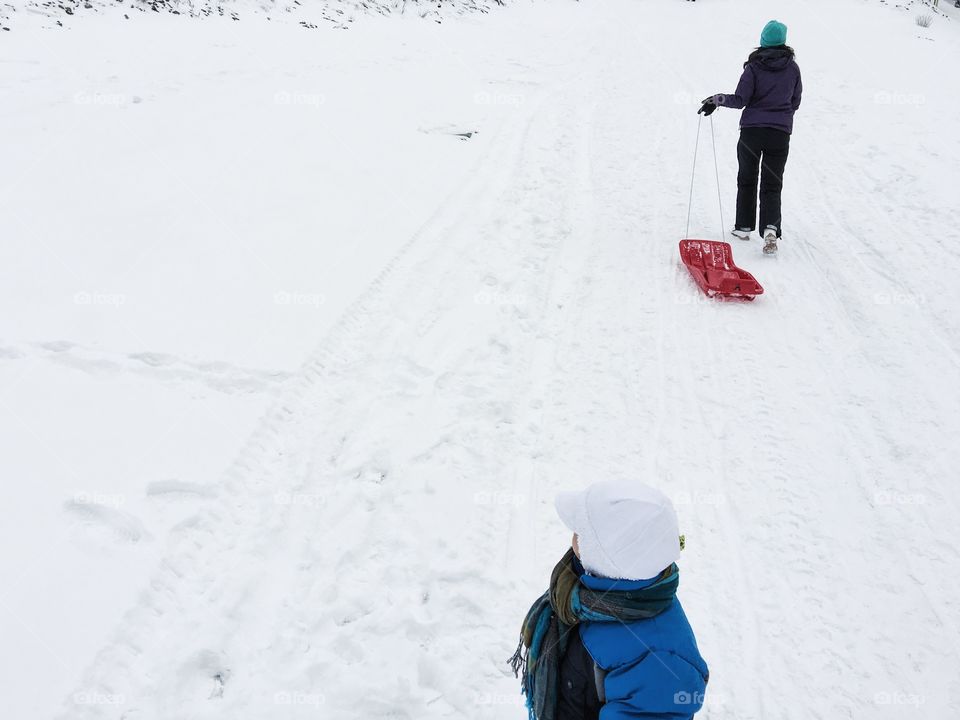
[735,126,791,237]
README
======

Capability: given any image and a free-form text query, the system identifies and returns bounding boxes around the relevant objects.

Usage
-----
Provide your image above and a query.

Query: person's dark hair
[745,45,796,67]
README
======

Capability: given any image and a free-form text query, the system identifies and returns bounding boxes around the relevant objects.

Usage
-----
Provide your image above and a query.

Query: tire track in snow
[58,35,613,720]
[59,88,547,720]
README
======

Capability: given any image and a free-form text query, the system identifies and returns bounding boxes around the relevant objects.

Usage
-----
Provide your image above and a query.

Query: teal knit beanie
[760,20,788,48]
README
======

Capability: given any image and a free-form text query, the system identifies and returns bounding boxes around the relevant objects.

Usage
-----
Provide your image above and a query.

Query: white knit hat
[555,480,681,581]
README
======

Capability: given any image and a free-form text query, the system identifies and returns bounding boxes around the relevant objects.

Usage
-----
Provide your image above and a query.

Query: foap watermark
[274,491,327,508]
[73,291,125,307]
[73,691,125,706]
[673,691,708,706]
[673,490,725,507]
[874,691,925,707]
[473,90,524,107]
[873,91,926,106]
[674,292,719,307]
[473,490,525,507]
[274,291,326,308]
[273,90,326,108]
[874,491,926,507]
[73,91,130,107]
[474,290,526,307]
[274,690,326,706]
[672,91,703,106]
[475,691,525,706]
[873,291,925,308]
[73,491,125,509]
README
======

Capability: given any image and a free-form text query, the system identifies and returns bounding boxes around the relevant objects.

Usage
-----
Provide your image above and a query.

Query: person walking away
[510,481,709,720]
[698,20,802,254]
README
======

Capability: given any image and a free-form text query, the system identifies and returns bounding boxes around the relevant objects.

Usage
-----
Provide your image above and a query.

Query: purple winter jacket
[714,47,802,134]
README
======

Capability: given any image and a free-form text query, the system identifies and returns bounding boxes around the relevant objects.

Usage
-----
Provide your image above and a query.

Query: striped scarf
[508,549,679,720]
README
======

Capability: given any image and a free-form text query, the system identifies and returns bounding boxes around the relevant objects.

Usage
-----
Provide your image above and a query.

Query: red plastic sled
[678,239,764,300]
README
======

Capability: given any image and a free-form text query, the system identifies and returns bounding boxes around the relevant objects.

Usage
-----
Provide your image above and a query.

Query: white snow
[1,0,959,718]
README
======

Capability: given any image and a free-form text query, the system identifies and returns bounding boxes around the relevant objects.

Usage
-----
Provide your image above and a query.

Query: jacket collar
[579,571,661,592]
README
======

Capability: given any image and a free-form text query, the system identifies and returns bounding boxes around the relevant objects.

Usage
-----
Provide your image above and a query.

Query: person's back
[699,19,803,253]
[736,46,802,134]
[578,592,708,719]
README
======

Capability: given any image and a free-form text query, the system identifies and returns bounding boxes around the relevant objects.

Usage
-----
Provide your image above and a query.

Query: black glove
[698,97,718,116]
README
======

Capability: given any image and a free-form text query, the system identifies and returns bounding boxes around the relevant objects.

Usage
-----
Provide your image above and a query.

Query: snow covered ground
[1,0,959,718]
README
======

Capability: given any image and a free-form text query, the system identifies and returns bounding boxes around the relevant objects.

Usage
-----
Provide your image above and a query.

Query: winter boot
[730,227,752,240]
[762,226,779,255]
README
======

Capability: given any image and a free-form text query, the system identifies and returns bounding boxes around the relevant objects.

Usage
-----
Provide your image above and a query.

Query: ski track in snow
[0,0,955,718]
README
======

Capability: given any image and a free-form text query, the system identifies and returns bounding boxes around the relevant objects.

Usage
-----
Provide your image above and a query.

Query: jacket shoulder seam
[598,648,708,680]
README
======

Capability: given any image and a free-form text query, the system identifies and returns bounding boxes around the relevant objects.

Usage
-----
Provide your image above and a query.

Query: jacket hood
[747,46,795,71]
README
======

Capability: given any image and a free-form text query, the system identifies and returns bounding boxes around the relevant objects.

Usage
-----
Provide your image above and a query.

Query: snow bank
[1,0,513,31]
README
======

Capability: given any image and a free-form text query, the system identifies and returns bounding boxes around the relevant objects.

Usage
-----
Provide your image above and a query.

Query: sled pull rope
[709,115,725,238]
[684,114,725,239]
[684,115,702,240]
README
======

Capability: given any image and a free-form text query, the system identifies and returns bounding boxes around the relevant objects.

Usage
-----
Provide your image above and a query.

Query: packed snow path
[2,0,959,718]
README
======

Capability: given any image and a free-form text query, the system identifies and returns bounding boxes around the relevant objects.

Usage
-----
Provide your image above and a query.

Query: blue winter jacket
[578,573,709,719]
[714,46,802,134]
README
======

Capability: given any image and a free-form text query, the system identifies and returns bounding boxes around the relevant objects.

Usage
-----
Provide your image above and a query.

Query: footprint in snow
[64,498,152,543]
[129,351,178,367]
[0,345,25,359]
[39,340,75,353]
[176,649,231,701]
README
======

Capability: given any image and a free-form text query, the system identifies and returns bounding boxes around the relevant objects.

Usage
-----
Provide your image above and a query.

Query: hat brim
[554,489,588,534]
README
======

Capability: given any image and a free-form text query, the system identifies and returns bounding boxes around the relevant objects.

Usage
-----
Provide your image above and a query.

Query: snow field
[1,0,959,718]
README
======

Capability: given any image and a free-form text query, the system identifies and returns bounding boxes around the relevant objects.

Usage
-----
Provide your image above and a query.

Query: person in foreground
[699,19,803,255]
[510,481,709,720]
